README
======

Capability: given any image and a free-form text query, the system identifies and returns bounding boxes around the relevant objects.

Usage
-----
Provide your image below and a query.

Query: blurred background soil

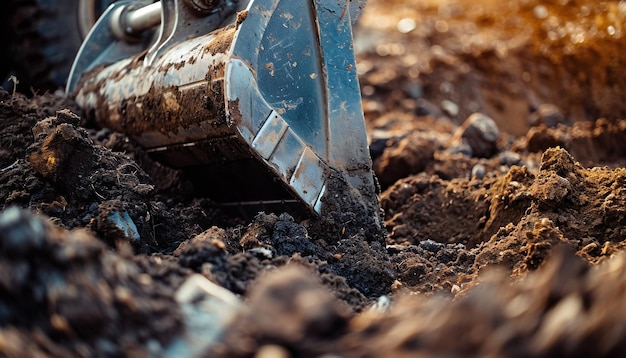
[2,0,626,356]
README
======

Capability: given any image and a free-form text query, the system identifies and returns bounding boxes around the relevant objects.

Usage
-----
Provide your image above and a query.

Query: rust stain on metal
[292,155,308,181]
[264,62,275,77]
[227,98,242,126]
[339,3,348,21]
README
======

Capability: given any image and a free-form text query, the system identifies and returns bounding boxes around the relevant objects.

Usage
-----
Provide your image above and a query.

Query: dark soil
[3,0,626,356]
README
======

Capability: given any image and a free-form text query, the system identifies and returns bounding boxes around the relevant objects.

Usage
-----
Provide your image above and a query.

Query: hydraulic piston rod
[110,1,161,40]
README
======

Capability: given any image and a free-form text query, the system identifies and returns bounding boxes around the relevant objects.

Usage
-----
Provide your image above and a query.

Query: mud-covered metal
[70,0,379,228]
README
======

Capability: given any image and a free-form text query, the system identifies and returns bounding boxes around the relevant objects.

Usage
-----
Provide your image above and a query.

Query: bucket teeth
[224,0,381,229]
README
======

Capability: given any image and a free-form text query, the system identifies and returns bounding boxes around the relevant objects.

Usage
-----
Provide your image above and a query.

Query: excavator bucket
[69,0,381,232]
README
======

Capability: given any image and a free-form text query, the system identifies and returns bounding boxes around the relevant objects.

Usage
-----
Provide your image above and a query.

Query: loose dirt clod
[0,207,182,357]
[213,265,351,357]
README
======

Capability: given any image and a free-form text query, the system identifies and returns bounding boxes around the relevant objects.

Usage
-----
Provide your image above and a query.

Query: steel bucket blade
[70,0,382,237]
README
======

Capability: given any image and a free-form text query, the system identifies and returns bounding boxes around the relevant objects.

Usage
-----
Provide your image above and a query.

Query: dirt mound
[358,0,626,136]
[0,92,228,253]
[527,119,626,167]
[206,248,626,357]
[0,89,394,303]
[0,207,181,357]
[380,144,626,293]
[341,247,626,357]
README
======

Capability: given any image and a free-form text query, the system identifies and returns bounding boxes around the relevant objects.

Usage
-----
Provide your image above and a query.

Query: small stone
[441,99,459,117]
[447,141,473,157]
[95,128,112,142]
[471,164,486,179]
[406,82,423,99]
[451,284,461,295]
[533,5,549,19]
[461,113,500,158]
[529,103,568,128]
[247,247,274,260]
[397,18,417,34]
[416,98,443,117]
[175,274,240,307]
[255,345,290,358]
[386,244,407,255]
[165,274,241,358]
[369,295,392,312]
[106,211,140,242]
[0,207,45,254]
[418,239,444,253]
[499,151,522,166]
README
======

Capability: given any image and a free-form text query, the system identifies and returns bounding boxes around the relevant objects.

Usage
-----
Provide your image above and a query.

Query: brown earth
[3,0,626,356]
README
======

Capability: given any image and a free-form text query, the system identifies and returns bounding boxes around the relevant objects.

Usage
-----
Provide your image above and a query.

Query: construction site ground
[3,0,626,356]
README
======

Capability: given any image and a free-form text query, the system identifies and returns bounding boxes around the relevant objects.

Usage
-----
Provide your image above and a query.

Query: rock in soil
[459,112,500,158]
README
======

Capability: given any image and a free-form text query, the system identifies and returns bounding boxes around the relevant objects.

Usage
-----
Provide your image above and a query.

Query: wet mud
[3,0,626,356]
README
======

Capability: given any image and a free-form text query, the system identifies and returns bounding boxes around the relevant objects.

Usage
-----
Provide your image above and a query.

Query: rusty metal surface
[77,32,235,148]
